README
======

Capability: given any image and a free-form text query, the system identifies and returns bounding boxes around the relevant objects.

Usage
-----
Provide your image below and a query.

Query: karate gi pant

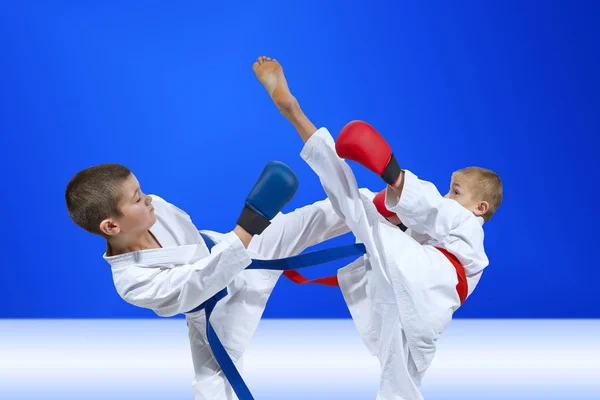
[301,128,465,399]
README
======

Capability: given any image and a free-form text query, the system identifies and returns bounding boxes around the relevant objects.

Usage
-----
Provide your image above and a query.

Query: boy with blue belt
[65,160,357,399]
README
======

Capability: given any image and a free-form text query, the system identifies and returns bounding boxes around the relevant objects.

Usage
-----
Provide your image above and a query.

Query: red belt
[435,247,468,304]
[283,270,339,286]
[283,249,468,305]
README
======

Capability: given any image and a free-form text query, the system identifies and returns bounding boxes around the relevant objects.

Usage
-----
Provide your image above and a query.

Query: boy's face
[101,173,156,237]
[444,173,488,218]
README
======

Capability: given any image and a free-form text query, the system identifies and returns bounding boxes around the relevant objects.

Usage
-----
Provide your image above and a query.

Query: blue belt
[186,233,366,400]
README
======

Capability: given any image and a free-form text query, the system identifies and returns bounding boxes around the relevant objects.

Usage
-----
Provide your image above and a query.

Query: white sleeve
[385,170,489,276]
[384,170,477,242]
[247,197,351,259]
[116,232,252,317]
[406,228,431,245]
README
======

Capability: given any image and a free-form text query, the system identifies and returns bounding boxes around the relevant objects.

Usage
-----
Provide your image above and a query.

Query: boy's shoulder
[150,194,192,220]
[148,194,203,245]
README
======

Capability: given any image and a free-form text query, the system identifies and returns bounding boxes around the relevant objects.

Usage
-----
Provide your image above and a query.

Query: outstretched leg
[254,55,388,274]
[253,56,318,144]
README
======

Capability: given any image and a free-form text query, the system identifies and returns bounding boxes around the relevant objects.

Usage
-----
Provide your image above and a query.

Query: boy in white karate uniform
[253,56,503,399]
[65,161,352,399]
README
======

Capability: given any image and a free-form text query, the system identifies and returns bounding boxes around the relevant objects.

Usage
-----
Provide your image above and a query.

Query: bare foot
[253,56,298,114]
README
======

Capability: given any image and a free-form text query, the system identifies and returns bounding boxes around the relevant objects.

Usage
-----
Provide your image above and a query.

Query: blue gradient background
[1,1,598,320]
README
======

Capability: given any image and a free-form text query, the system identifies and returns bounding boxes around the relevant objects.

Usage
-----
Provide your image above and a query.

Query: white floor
[0,319,598,400]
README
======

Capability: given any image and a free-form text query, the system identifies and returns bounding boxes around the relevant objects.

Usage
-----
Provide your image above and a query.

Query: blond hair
[453,166,503,221]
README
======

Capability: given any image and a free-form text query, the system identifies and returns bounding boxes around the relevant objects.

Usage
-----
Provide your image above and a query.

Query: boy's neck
[106,230,161,256]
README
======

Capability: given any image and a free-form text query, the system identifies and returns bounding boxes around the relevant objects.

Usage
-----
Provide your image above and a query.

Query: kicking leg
[253,56,318,143]
[253,56,379,253]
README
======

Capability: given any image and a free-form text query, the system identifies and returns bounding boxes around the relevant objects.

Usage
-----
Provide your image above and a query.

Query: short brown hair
[65,163,132,236]
[454,166,503,221]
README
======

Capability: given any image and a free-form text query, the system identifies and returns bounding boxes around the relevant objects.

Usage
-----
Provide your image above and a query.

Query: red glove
[373,189,395,219]
[373,188,408,232]
[335,120,401,186]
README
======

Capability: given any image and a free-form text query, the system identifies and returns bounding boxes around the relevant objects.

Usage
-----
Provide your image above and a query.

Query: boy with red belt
[254,56,503,399]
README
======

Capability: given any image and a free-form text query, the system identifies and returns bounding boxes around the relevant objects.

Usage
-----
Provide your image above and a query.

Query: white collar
[103,220,210,268]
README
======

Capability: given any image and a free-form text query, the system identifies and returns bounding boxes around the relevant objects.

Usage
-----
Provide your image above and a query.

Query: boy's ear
[100,218,120,236]
[474,201,489,217]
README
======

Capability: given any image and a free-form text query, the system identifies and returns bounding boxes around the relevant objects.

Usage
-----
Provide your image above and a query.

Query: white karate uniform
[299,128,489,400]
[103,194,350,399]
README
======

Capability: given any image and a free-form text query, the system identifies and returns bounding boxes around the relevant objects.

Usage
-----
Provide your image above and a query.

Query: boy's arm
[406,228,432,244]
[384,171,489,276]
[328,119,488,273]
[326,118,489,278]
[116,161,300,316]
[328,119,482,246]
[384,170,480,244]
[247,197,351,259]
[114,231,253,317]
[118,196,349,316]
